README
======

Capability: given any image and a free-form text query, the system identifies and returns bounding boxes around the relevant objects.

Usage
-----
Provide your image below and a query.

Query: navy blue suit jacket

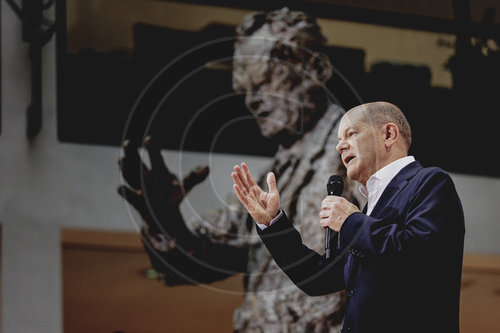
[257,161,465,333]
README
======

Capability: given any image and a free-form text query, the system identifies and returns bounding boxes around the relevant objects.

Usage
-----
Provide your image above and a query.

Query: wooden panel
[62,229,245,333]
[62,228,500,332]
[463,253,500,273]
[460,269,500,333]
[62,228,143,251]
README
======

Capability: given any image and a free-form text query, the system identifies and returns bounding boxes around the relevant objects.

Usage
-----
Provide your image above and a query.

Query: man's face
[233,32,326,140]
[336,107,385,185]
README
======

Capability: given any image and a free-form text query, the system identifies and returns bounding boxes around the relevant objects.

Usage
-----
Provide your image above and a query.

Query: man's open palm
[231,163,280,226]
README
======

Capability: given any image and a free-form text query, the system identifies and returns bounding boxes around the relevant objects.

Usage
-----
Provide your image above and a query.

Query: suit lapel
[369,161,422,218]
[345,161,422,289]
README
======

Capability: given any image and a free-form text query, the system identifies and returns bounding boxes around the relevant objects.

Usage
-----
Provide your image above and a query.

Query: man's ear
[383,123,399,148]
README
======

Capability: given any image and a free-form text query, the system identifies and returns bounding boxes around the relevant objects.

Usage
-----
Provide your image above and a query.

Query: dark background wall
[57,0,500,177]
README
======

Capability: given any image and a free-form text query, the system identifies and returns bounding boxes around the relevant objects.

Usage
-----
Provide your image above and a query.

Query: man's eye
[348,131,356,136]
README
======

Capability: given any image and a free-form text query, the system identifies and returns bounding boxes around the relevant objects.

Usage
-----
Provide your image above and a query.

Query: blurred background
[1,0,500,332]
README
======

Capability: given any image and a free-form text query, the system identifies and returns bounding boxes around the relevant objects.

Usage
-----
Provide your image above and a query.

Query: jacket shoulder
[409,165,459,201]
[412,164,452,183]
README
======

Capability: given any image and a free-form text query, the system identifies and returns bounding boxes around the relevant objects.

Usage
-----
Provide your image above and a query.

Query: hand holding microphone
[321,175,359,259]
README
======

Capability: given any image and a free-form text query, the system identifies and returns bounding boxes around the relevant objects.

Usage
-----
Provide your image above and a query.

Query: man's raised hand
[231,163,280,226]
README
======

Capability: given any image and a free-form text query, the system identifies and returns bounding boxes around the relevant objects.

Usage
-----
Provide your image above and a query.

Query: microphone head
[327,175,344,196]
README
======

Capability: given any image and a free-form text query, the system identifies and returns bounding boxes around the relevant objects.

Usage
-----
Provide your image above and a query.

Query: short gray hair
[360,102,412,150]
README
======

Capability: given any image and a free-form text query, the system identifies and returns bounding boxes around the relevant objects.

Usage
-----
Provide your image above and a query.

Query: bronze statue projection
[118,8,363,332]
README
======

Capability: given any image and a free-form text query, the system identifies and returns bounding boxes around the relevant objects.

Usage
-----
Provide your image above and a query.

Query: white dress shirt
[359,156,415,216]
[256,211,283,230]
[257,156,415,230]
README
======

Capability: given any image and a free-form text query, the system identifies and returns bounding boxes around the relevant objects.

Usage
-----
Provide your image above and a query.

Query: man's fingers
[232,171,255,203]
[231,171,245,190]
[319,210,330,218]
[266,172,278,194]
[233,184,250,207]
[241,162,259,188]
[233,165,251,190]
[240,163,264,198]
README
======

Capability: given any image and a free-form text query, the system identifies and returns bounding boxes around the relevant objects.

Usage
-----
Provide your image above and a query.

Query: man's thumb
[267,172,278,193]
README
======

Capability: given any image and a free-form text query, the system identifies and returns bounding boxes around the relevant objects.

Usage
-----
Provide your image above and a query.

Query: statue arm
[118,138,250,285]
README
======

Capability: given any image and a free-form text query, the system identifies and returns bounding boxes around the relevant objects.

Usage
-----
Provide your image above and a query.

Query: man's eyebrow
[338,125,352,140]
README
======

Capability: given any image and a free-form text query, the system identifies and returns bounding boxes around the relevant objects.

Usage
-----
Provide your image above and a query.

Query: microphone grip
[325,175,343,260]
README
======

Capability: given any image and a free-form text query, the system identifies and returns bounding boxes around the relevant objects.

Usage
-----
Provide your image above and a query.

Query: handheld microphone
[325,175,344,259]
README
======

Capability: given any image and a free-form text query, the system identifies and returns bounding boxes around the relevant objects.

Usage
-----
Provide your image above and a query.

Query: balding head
[351,102,412,151]
[337,102,412,184]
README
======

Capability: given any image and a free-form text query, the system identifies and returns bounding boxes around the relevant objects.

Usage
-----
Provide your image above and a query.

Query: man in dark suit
[231,101,465,333]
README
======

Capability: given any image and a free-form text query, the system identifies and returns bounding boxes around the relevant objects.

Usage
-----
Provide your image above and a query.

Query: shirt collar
[359,156,415,200]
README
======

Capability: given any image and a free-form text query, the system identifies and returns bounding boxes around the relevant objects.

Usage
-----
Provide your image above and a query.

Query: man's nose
[336,140,348,153]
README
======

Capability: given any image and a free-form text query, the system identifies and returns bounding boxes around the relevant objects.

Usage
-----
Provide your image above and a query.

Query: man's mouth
[344,155,356,165]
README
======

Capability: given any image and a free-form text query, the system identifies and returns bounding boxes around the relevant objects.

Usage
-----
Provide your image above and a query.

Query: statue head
[233,8,333,143]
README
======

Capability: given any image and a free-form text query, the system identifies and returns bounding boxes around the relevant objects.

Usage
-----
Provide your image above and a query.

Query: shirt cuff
[256,209,283,231]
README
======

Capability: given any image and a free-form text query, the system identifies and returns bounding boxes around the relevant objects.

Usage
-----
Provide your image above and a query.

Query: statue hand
[117,137,209,234]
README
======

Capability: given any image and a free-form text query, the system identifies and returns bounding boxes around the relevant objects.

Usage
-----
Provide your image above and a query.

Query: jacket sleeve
[339,169,465,258]
[257,210,346,296]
